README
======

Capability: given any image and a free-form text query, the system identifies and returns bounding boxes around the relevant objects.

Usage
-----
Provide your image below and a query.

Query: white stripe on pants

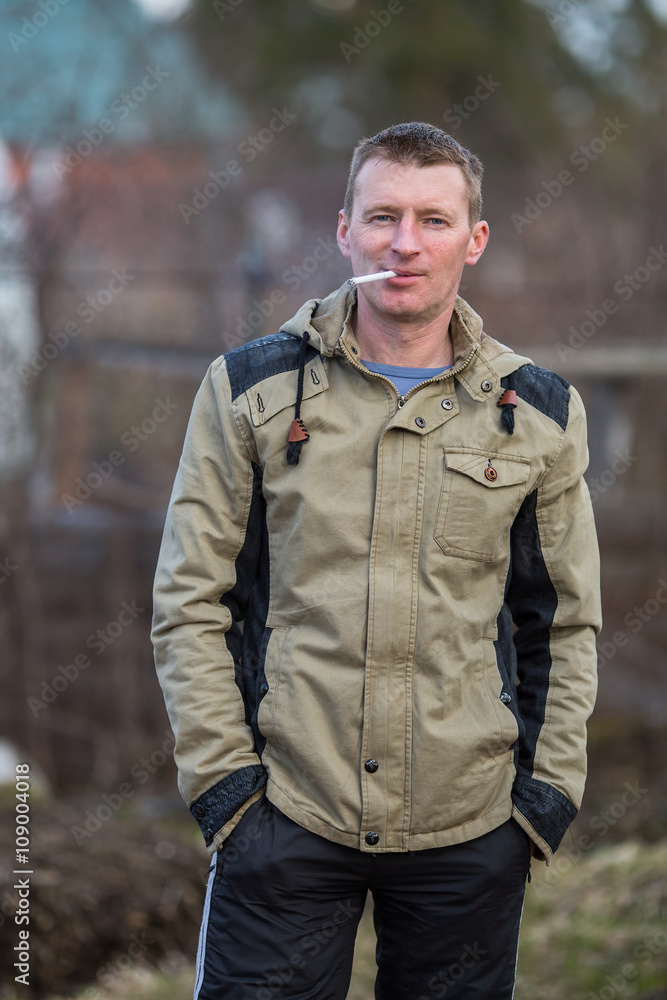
[193,850,218,999]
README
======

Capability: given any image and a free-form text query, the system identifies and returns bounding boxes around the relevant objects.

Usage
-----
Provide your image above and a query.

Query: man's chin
[367,295,437,323]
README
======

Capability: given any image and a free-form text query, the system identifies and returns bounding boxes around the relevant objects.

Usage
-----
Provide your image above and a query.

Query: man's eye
[427,218,446,225]
[373,215,392,222]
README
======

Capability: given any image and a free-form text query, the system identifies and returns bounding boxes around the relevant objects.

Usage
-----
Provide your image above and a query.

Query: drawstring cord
[286,329,518,455]
[286,331,311,465]
[497,388,517,435]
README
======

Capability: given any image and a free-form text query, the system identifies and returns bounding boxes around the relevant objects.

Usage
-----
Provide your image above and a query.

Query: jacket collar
[279,280,530,400]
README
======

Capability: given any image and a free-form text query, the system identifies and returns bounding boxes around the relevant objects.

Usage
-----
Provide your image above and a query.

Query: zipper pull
[397,396,406,408]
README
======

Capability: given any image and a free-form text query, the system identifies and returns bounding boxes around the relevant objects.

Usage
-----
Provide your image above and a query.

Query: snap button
[415,417,426,428]
[259,681,269,696]
[500,692,512,704]
[441,398,454,410]
[481,379,493,392]
[194,805,205,818]
[364,759,379,773]
[365,831,380,846]
[484,466,498,482]
[351,346,359,355]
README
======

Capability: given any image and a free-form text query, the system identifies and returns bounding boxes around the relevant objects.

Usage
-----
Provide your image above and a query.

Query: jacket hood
[279,279,527,373]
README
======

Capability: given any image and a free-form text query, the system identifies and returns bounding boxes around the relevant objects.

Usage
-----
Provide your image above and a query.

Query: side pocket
[215,794,267,878]
[494,638,524,750]
[256,626,290,751]
[509,816,533,870]
[482,639,519,758]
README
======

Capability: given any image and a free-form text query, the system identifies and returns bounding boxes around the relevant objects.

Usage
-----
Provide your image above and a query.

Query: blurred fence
[1,141,665,794]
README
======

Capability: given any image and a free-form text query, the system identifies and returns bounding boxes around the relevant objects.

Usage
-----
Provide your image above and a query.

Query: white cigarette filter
[347,270,397,286]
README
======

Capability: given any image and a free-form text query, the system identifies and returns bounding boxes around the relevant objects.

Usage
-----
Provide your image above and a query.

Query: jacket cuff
[189,764,268,847]
[511,773,577,855]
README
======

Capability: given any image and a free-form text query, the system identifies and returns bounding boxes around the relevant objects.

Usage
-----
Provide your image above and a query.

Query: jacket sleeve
[151,356,267,854]
[507,383,602,863]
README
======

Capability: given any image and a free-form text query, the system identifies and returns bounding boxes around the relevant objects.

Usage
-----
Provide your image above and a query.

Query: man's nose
[390,217,420,256]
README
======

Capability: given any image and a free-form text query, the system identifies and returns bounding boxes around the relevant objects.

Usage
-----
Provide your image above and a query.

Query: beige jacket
[151,281,602,864]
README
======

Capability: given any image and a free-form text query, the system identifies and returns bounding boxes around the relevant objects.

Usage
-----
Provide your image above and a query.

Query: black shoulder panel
[501,364,571,431]
[225,331,318,402]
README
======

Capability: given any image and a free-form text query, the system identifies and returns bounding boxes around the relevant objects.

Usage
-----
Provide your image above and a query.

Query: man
[151,122,601,999]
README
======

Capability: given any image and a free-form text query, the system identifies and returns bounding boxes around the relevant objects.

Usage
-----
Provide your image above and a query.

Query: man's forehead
[353,156,468,208]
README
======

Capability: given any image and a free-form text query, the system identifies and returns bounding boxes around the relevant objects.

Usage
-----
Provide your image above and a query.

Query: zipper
[338,341,479,412]
[338,346,401,407]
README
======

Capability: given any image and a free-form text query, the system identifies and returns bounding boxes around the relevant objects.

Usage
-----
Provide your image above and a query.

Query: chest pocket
[435,449,531,562]
[246,355,329,428]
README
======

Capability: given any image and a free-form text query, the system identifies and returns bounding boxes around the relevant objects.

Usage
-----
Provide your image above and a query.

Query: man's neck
[352,299,456,368]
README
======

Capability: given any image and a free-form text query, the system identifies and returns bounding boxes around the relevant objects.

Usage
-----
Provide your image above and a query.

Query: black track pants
[194,795,531,1000]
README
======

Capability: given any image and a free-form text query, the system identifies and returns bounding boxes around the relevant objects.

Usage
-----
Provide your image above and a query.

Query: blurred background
[0,0,666,997]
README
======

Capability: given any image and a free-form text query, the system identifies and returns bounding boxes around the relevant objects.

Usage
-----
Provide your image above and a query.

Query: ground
[2,722,666,999]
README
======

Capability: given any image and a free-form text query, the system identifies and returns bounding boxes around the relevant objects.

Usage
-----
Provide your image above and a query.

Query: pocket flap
[444,450,531,488]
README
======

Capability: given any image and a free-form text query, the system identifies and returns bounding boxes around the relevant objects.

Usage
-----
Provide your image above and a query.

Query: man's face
[337,157,489,325]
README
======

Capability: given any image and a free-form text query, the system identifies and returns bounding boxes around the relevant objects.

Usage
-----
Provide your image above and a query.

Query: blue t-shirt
[362,359,453,396]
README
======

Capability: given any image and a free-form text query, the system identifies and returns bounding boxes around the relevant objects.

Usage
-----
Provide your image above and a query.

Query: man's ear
[465,220,489,267]
[337,209,351,259]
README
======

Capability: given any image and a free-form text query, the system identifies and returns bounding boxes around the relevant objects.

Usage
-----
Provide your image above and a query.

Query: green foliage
[187,0,583,154]
[184,0,666,167]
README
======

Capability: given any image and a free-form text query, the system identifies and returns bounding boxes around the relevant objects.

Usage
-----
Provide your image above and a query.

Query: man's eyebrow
[362,203,456,217]
[361,204,399,214]
[420,206,456,217]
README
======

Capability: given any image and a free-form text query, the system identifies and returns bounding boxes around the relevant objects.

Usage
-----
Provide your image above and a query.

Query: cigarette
[347,270,397,286]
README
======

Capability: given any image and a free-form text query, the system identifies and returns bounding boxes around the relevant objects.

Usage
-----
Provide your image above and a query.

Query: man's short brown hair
[343,122,484,230]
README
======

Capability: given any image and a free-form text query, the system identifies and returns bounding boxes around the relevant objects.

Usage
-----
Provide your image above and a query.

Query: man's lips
[385,271,425,280]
